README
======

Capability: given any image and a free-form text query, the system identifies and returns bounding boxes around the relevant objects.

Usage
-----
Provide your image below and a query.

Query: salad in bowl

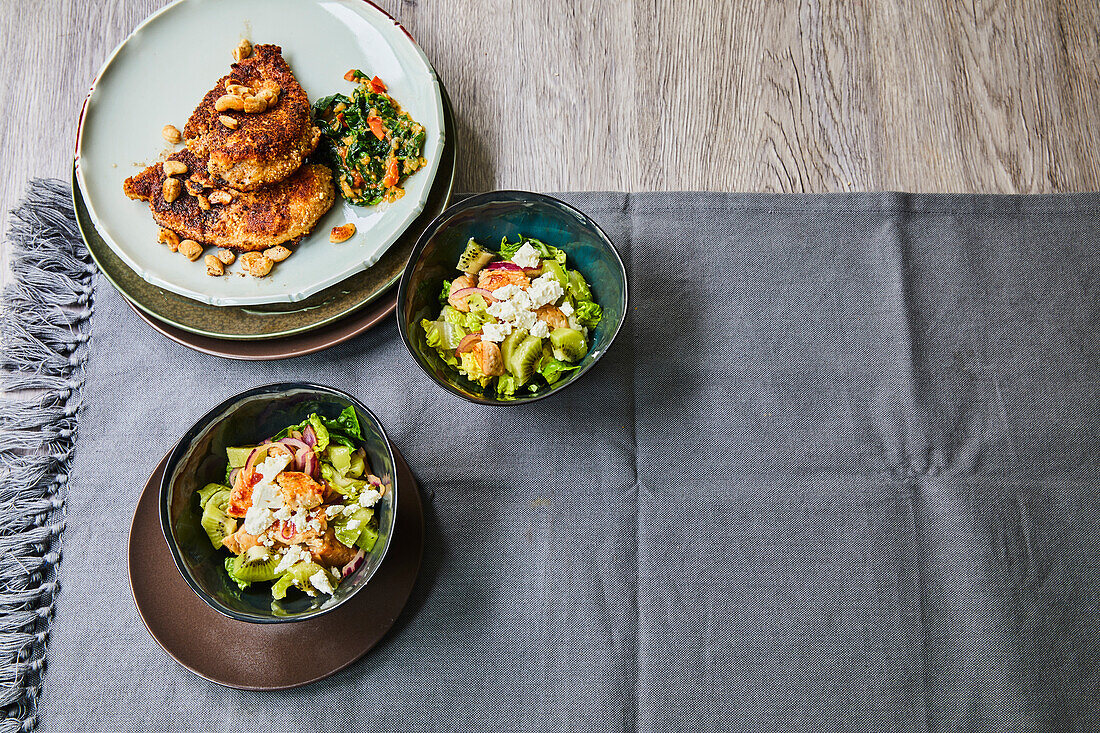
[420,235,602,398]
[197,406,383,600]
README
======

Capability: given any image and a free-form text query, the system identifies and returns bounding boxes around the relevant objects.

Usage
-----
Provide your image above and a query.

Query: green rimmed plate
[77,0,446,306]
[74,86,455,341]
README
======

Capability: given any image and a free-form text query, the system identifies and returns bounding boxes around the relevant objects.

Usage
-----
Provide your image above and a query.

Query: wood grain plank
[1,0,1099,285]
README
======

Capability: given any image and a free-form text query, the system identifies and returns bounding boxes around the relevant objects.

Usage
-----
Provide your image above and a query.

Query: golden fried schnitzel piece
[123,148,334,252]
[183,44,321,191]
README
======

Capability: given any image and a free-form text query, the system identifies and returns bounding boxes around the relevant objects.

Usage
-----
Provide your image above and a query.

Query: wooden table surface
[2,0,1098,281]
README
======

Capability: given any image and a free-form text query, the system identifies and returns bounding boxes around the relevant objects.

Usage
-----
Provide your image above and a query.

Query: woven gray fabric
[33,192,1100,732]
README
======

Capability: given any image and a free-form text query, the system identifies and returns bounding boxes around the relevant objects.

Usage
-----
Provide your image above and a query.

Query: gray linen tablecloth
[10,192,1100,731]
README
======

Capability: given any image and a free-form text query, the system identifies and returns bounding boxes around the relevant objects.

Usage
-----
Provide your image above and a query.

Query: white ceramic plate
[76,0,444,306]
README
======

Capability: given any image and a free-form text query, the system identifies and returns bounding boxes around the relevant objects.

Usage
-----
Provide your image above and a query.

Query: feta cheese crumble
[325,504,345,518]
[491,284,523,301]
[510,242,541,269]
[559,301,575,317]
[359,488,382,508]
[481,322,512,342]
[514,309,537,332]
[274,544,310,574]
[242,452,292,535]
[486,299,520,322]
[530,320,550,338]
[528,274,564,309]
[310,570,335,595]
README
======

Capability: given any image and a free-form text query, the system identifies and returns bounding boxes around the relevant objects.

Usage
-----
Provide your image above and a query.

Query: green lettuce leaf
[321,406,362,443]
[496,373,519,397]
[499,236,567,265]
[538,357,580,384]
[271,407,361,448]
[308,415,330,452]
[523,236,567,265]
[439,279,452,304]
[423,319,465,351]
[574,301,603,327]
[499,237,522,259]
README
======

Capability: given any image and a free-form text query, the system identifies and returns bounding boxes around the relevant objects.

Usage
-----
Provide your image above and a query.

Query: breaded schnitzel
[184,44,321,191]
[123,148,334,252]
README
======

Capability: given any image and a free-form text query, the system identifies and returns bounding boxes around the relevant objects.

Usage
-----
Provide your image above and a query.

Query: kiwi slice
[197,482,228,510]
[230,546,282,585]
[550,328,587,362]
[456,239,495,274]
[507,336,544,383]
[500,328,528,367]
[544,259,568,287]
[272,561,328,600]
[200,489,236,549]
[568,270,592,301]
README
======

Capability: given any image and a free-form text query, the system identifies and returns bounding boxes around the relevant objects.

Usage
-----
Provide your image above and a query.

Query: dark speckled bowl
[397,191,628,405]
[160,383,397,623]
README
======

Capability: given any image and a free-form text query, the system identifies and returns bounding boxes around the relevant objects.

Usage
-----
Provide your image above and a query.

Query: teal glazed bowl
[397,191,628,405]
[160,383,397,623]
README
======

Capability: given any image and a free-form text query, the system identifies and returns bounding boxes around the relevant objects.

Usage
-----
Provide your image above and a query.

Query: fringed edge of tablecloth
[0,179,94,732]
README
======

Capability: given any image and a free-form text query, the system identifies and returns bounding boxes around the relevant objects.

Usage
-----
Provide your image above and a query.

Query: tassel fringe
[0,178,93,731]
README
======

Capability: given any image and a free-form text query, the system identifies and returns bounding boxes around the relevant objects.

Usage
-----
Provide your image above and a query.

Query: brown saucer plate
[129,445,425,689]
[126,286,397,360]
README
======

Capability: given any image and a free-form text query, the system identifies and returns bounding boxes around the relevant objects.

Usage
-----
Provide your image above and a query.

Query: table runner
[2,187,1098,731]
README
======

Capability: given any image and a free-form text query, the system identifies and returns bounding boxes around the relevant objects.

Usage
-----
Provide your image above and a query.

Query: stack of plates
[73,0,456,360]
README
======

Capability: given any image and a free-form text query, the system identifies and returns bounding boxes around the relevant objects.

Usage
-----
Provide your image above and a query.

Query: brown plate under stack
[127,292,398,360]
[129,446,425,689]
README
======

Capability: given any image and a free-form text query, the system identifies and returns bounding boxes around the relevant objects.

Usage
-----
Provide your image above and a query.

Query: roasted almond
[162,177,182,203]
[204,254,225,276]
[264,245,292,262]
[178,239,203,261]
[208,190,232,205]
[215,94,245,112]
[157,228,179,251]
[162,160,188,176]
[219,114,239,129]
[232,38,252,62]
[161,124,182,144]
[330,223,356,243]
[240,252,273,277]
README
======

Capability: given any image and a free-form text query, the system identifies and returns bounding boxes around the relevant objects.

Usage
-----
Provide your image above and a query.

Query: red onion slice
[449,287,496,304]
[293,446,310,471]
[228,468,241,486]
[455,332,482,355]
[243,445,268,473]
[341,550,366,578]
[301,451,320,478]
[302,424,317,448]
[278,437,310,452]
[485,261,523,272]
